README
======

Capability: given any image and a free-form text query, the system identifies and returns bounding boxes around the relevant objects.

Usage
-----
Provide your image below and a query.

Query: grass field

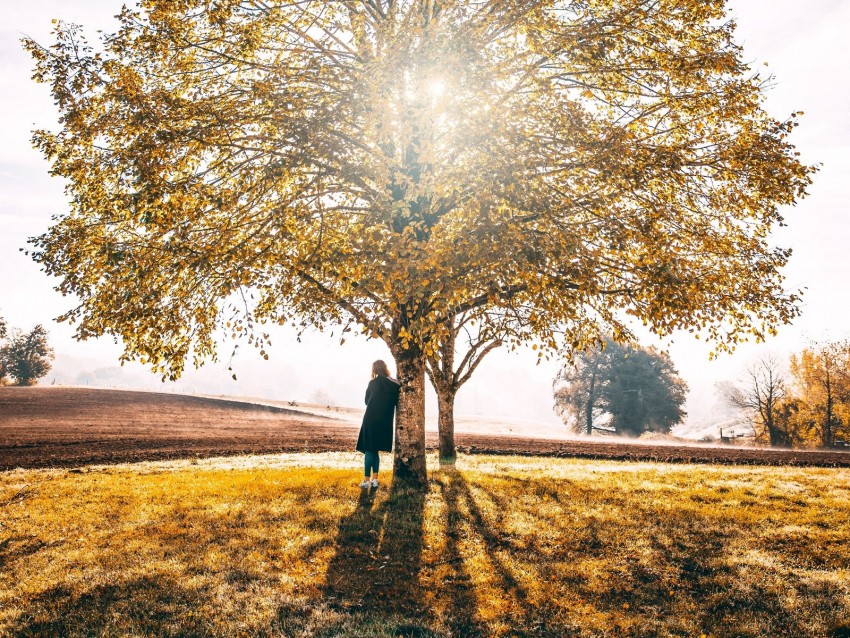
[1,453,849,638]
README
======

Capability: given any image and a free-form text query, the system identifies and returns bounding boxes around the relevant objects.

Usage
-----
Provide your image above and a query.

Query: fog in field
[43,321,745,440]
[46,326,568,427]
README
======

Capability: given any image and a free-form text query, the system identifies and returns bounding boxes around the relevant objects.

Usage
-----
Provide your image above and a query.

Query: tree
[0,314,8,385]
[554,339,688,436]
[26,1,813,483]
[602,345,688,436]
[425,309,507,465]
[1,324,55,386]
[722,354,791,446]
[553,341,609,435]
[789,341,850,447]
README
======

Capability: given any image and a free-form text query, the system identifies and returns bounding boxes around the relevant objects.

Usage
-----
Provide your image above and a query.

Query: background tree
[1,324,55,386]
[602,345,688,436]
[554,339,687,436]
[722,354,791,446]
[0,315,8,385]
[789,341,850,447]
[553,340,610,435]
[26,1,813,483]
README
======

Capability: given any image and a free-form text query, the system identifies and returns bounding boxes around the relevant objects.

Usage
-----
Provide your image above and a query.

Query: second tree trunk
[437,390,456,466]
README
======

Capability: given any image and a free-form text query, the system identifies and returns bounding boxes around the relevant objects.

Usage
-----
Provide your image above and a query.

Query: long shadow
[5,477,426,638]
[7,575,211,637]
[466,475,823,638]
[439,471,488,638]
[7,469,842,637]
[320,476,426,621]
[446,472,552,633]
[455,473,532,603]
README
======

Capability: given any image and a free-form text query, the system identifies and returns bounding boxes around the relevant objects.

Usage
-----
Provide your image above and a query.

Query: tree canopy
[554,339,688,436]
[26,0,814,481]
[603,342,688,436]
[789,342,850,447]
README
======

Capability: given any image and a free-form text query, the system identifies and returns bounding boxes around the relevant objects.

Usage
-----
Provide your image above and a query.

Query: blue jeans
[364,451,380,477]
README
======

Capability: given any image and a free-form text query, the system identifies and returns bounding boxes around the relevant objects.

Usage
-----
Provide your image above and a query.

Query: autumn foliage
[787,342,850,447]
[25,1,814,480]
[725,343,850,448]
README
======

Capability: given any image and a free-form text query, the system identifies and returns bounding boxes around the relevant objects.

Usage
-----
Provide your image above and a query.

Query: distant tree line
[0,314,54,386]
[723,341,850,448]
[553,339,688,437]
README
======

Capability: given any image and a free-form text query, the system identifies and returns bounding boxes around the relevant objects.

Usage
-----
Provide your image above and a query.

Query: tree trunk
[437,388,456,466]
[585,369,596,435]
[767,416,784,447]
[393,347,427,484]
[825,385,834,447]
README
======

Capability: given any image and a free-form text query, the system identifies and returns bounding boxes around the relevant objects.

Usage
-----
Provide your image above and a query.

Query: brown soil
[2,387,849,470]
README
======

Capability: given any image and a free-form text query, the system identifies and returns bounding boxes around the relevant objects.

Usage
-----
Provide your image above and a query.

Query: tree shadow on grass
[7,470,845,638]
[5,476,430,638]
[7,574,211,638]
[0,535,49,573]
[459,473,835,638]
[318,476,428,634]
[442,471,573,637]
[437,472,491,638]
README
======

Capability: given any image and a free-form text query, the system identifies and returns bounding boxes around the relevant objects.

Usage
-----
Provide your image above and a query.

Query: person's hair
[371,360,390,379]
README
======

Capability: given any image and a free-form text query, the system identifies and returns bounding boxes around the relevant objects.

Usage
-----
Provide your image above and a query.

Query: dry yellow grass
[1,452,849,637]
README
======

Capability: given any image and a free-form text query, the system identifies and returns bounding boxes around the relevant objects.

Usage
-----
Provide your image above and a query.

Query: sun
[427,78,446,100]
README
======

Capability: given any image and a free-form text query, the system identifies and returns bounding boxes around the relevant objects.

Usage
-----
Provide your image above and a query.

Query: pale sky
[1,1,848,431]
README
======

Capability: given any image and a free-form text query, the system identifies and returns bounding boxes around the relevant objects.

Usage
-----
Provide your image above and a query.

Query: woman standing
[356,360,400,488]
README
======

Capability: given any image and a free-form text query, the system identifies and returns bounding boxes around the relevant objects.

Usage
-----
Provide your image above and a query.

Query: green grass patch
[1,453,849,637]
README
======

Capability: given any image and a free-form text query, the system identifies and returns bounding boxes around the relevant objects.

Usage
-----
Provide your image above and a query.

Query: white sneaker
[360,479,371,488]
[371,479,379,488]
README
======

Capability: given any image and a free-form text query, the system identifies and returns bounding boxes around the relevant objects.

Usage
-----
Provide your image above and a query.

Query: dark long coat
[356,375,401,453]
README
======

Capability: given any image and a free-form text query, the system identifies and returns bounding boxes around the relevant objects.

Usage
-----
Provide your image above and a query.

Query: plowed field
[2,387,848,470]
